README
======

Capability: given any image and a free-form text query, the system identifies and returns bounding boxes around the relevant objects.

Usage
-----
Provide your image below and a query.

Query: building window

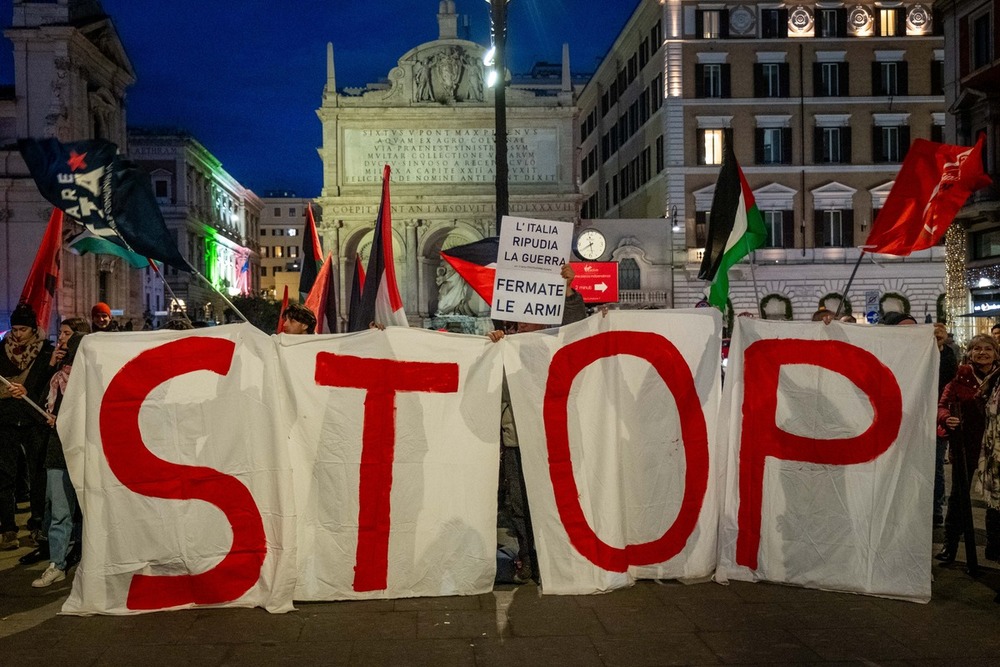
[697,10,729,39]
[274,246,284,258]
[288,228,298,237]
[655,135,664,172]
[755,127,790,165]
[873,61,908,96]
[973,13,993,70]
[931,124,944,143]
[755,63,789,97]
[973,229,1000,260]
[273,266,282,274]
[698,129,727,165]
[289,208,297,217]
[873,125,910,163]
[760,9,788,38]
[763,210,784,248]
[930,60,944,95]
[273,207,281,217]
[289,246,299,258]
[877,8,904,36]
[619,258,640,290]
[815,126,852,163]
[815,62,847,96]
[695,63,730,98]
[822,210,844,247]
[153,179,169,200]
[817,8,846,37]
[260,266,267,277]
[261,246,269,258]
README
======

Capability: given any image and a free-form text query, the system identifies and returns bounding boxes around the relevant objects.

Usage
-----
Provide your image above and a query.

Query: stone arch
[419,220,489,317]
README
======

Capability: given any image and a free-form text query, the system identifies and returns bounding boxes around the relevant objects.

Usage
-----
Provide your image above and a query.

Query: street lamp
[485,0,511,235]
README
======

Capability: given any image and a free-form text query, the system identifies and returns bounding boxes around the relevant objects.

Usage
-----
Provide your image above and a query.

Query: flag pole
[834,249,869,319]
[145,259,191,324]
[745,237,762,317]
[190,268,250,324]
[0,375,52,420]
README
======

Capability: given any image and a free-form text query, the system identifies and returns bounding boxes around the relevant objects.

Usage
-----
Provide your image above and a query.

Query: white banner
[278,328,503,600]
[715,318,937,602]
[58,326,297,614]
[492,216,573,325]
[501,311,724,593]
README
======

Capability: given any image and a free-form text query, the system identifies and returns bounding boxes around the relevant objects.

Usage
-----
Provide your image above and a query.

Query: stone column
[404,219,420,316]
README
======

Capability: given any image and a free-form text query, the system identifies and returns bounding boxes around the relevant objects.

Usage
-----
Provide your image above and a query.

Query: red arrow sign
[570,262,619,303]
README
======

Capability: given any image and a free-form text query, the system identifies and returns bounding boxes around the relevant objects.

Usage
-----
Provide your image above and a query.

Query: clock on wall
[574,228,607,260]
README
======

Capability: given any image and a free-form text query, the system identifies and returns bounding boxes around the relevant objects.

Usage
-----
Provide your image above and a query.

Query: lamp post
[485,0,510,235]
[670,205,681,308]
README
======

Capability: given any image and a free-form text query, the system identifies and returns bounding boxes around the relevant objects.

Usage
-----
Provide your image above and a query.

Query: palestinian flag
[439,237,499,305]
[697,141,766,310]
[298,203,323,298]
[66,227,148,268]
[347,253,366,333]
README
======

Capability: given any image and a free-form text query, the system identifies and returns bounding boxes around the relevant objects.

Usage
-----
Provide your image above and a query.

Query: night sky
[2,0,636,197]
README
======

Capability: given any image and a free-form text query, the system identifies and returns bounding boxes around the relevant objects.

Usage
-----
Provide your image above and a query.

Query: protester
[977,364,1000,562]
[0,303,55,550]
[31,331,87,587]
[839,314,857,323]
[934,323,959,527]
[936,334,1000,562]
[90,302,119,332]
[882,311,918,326]
[992,323,1000,345]
[487,263,585,583]
[282,303,317,335]
[811,307,833,324]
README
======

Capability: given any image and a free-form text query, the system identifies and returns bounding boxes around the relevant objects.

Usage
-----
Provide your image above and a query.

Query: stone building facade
[316,1,580,327]
[128,129,261,323]
[0,0,147,328]
[937,0,1000,340]
[577,0,947,323]
[258,194,320,300]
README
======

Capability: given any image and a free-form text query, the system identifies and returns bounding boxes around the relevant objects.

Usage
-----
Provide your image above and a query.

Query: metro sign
[569,261,619,303]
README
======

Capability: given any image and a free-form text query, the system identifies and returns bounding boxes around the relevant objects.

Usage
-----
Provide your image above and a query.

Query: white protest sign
[492,216,573,325]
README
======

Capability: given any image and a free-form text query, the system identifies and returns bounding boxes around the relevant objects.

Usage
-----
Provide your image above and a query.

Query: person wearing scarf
[0,303,55,551]
[936,334,1000,563]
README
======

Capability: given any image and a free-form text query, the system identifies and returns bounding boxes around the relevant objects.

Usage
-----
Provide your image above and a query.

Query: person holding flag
[0,303,55,551]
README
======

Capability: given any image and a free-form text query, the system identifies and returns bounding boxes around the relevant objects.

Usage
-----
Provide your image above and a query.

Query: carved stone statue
[432,47,465,103]
[463,54,485,102]
[435,263,486,316]
[413,59,433,102]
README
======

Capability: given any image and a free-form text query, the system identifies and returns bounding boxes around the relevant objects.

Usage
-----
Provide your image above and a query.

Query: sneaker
[31,563,66,588]
[512,555,534,584]
[0,531,19,551]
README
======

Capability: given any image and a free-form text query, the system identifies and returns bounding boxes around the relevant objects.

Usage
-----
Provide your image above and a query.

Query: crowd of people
[4,282,1000,593]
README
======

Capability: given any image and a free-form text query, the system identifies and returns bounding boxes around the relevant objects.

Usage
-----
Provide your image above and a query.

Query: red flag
[298,203,323,298]
[439,237,498,305]
[864,137,992,256]
[20,208,63,333]
[351,165,407,330]
[276,284,289,334]
[304,253,337,333]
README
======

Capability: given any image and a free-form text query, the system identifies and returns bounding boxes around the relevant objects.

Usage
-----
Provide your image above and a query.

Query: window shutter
[720,10,730,38]
[782,128,793,164]
[900,126,911,160]
[874,9,881,35]
[695,10,704,38]
[778,9,789,38]
[842,126,852,162]
[873,126,884,162]
[814,210,825,247]
[783,210,795,248]
[931,60,943,94]
[813,62,822,96]
[896,9,907,35]
[843,210,855,247]
[898,62,909,95]
[755,129,765,164]
[872,62,881,96]
[754,64,764,97]
[723,128,734,152]
[696,129,706,164]
[837,8,848,36]
[839,63,850,96]
[695,64,704,97]
[814,126,824,162]
[721,64,731,98]
[779,63,790,96]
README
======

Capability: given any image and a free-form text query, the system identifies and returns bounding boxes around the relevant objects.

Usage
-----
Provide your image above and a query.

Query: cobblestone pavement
[2,509,998,666]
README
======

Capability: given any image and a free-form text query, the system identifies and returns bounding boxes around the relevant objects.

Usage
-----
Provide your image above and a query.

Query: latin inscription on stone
[342,128,558,184]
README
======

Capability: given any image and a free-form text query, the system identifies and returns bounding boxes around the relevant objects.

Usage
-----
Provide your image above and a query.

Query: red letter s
[100,337,267,610]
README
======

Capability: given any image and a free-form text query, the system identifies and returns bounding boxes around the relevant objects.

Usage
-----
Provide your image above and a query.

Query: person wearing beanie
[1,303,55,550]
[90,302,119,333]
